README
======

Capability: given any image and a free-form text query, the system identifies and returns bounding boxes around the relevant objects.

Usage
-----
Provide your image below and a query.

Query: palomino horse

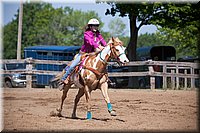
[55,37,129,119]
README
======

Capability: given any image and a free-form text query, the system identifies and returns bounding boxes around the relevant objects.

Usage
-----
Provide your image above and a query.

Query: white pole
[17,0,23,60]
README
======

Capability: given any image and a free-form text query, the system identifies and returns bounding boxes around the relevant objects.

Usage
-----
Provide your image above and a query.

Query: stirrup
[58,84,64,91]
[58,80,63,86]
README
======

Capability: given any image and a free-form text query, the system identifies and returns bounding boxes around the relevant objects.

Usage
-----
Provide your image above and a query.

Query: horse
[54,37,129,120]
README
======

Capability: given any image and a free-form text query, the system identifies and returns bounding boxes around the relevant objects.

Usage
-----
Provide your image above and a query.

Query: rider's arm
[84,32,99,49]
[98,34,107,47]
[97,45,104,51]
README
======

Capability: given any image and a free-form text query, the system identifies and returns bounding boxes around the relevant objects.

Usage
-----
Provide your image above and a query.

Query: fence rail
[1,58,199,90]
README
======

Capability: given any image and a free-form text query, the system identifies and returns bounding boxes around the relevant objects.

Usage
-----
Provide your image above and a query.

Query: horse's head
[108,37,129,66]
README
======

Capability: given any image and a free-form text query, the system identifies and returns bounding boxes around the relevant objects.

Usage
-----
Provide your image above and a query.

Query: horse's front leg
[100,82,116,116]
[84,85,92,120]
[71,87,84,118]
[56,84,70,115]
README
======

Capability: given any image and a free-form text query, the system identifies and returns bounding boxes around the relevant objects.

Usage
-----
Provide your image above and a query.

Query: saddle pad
[74,55,88,73]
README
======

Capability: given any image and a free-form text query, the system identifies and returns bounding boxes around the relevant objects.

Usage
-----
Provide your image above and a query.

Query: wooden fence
[1,58,199,90]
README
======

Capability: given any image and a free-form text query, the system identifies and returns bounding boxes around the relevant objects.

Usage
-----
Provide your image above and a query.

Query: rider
[60,18,107,85]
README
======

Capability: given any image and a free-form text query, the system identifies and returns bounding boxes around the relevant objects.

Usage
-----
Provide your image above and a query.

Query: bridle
[109,41,126,63]
[99,41,126,64]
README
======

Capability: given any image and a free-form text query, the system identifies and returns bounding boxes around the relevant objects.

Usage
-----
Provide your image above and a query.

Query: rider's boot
[58,82,64,91]
[63,76,70,85]
[58,77,69,91]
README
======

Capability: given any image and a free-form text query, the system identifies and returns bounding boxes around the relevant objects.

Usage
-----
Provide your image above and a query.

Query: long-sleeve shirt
[80,30,106,53]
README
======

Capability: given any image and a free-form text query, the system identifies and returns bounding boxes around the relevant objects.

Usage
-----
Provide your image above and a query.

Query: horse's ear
[115,37,123,46]
[107,38,113,45]
[116,37,120,43]
[112,37,115,42]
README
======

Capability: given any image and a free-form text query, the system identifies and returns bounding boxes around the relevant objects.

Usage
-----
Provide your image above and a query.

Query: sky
[1,0,158,36]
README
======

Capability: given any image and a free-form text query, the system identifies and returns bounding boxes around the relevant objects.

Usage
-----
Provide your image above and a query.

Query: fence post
[148,60,155,90]
[163,65,167,89]
[26,58,33,88]
[176,66,179,90]
[190,67,195,89]
[171,69,175,90]
[184,69,187,90]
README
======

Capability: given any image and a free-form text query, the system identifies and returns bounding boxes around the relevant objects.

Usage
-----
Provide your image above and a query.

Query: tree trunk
[127,13,139,88]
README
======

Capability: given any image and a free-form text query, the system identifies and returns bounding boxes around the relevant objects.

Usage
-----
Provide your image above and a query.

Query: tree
[104,3,167,87]
[63,9,102,46]
[152,3,200,58]
[137,33,163,47]
[3,2,57,59]
[108,18,126,37]
[3,2,107,59]
[3,22,18,59]
[104,3,163,61]
[156,25,198,58]
[103,2,199,87]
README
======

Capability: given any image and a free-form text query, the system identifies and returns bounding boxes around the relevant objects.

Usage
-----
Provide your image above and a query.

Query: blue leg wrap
[107,103,112,112]
[87,111,92,120]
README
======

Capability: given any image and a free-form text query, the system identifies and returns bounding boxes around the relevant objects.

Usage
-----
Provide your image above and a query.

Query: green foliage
[137,33,163,47]
[105,2,199,61]
[3,22,18,59]
[3,2,107,59]
[119,36,129,47]
[63,10,101,46]
[151,3,200,58]
[156,25,198,58]
[108,18,126,37]
[105,3,175,62]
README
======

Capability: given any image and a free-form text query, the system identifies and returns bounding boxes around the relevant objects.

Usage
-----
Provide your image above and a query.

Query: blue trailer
[24,45,81,87]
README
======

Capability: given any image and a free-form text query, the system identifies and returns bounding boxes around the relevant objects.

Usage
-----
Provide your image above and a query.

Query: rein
[99,51,108,64]
[81,39,124,79]
[110,43,125,61]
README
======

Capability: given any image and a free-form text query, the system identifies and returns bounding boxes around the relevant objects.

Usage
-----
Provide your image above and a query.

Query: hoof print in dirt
[50,111,62,117]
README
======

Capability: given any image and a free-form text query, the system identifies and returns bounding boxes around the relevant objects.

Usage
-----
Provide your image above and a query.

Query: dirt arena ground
[2,88,199,132]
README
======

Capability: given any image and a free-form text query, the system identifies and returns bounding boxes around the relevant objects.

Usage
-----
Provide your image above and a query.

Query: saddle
[66,51,107,80]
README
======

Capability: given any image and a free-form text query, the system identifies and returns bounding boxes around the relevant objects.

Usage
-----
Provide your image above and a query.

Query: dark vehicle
[1,63,27,88]
[24,45,81,88]
[108,46,176,88]
[177,56,200,63]
[136,46,176,61]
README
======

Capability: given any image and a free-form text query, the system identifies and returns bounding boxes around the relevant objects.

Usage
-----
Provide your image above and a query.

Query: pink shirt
[80,30,106,53]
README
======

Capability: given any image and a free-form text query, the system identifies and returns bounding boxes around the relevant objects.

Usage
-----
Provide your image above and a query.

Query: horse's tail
[51,69,66,82]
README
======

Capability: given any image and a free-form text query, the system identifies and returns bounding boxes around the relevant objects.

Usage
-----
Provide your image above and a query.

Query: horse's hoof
[109,110,116,116]
[57,112,62,117]
[71,113,77,119]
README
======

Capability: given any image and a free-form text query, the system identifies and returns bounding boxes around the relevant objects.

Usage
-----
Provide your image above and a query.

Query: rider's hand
[98,45,104,50]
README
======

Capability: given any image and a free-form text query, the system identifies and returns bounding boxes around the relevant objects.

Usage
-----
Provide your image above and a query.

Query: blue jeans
[61,53,81,81]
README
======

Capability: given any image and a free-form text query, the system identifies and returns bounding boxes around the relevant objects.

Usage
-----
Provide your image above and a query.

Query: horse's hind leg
[56,84,70,115]
[100,82,116,116]
[84,85,92,119]
[71,87,84,118]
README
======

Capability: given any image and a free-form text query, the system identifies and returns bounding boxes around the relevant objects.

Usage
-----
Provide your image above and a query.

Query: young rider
[60,18,107,85]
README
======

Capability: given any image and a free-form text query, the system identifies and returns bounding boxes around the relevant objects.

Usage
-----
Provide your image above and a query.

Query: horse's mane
[107,37,123,46]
